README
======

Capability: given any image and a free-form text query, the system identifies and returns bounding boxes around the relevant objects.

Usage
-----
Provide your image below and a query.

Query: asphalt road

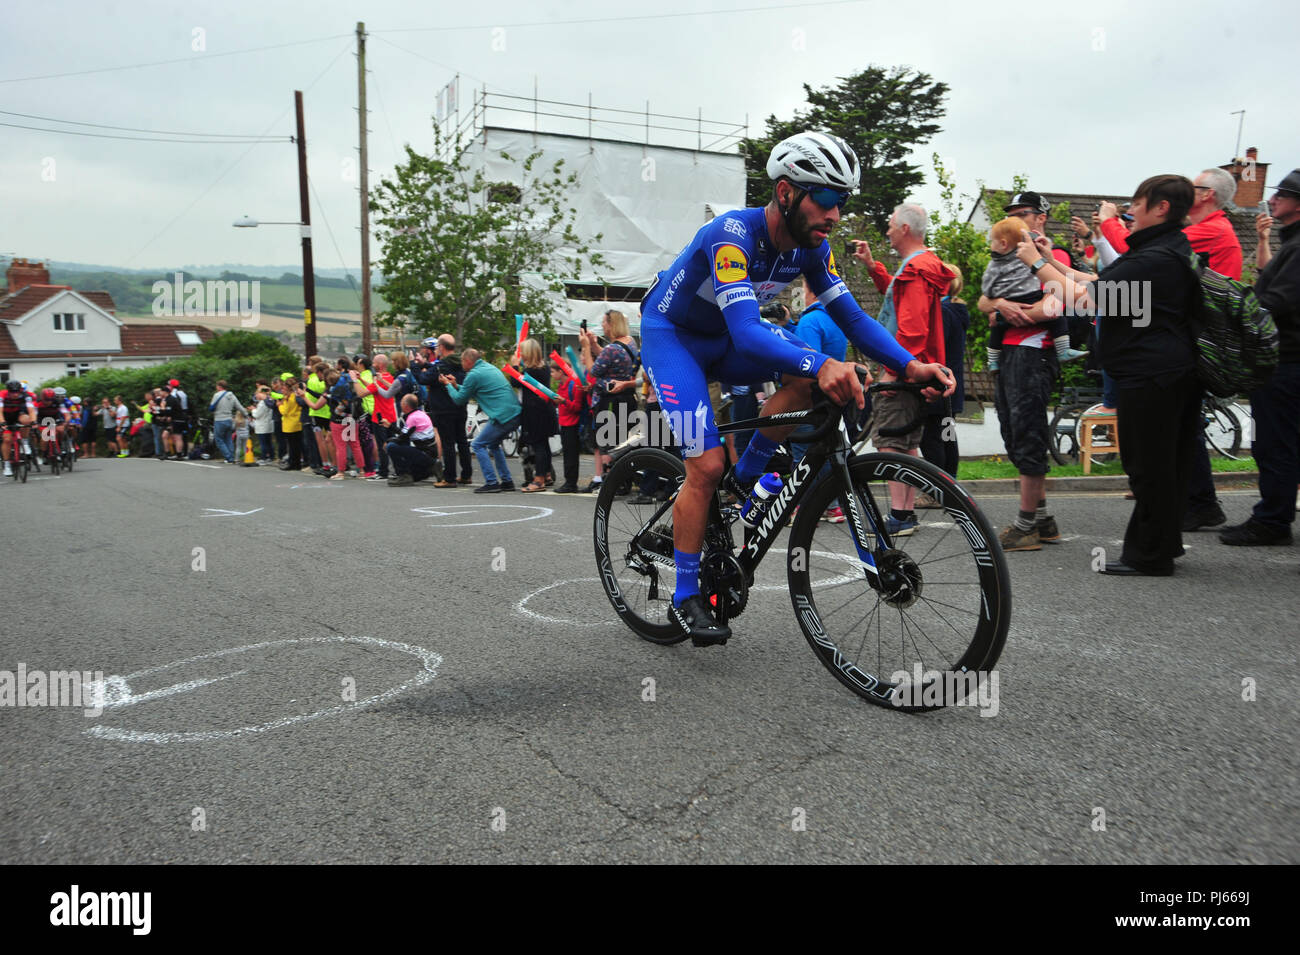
[1,456,1296,864]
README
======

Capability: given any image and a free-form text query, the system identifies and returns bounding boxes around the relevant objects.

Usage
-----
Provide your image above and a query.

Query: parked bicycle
[594,374,1011,711]
[1050,387,1244,466]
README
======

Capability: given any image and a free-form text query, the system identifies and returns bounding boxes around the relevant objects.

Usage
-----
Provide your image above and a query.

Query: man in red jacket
[852,203,950,536]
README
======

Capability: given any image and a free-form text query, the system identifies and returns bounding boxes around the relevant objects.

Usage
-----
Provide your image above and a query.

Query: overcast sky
[2,0,1294,274]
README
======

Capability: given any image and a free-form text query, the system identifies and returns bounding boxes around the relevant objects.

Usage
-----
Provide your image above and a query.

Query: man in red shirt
[853,202,951,535]
[1182,168,1245,531]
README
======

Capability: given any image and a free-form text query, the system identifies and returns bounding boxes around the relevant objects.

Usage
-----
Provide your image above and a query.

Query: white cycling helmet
[54,386,67,396]
[71,396,81,404]
[766,131,860,192]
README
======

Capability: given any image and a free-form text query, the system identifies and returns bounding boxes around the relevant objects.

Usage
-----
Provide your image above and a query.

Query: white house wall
[465,128,746,288]
[10,357,170,386]
[7,290,121,354]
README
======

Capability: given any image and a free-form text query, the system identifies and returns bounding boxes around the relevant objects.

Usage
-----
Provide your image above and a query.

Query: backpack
[1182,251,1280,397]
[403,369,428,406]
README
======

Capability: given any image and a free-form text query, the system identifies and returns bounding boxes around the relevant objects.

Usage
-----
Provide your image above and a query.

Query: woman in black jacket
[1092,175,1201,575]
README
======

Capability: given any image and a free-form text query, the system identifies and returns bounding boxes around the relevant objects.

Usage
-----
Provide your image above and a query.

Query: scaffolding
[436,82,748,157]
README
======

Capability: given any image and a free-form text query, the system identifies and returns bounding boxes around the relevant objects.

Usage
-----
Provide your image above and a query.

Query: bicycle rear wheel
[787,452,1011,711]
[594,447,688,644]
[1048,404,1081,466]
[1203,401,1242,459]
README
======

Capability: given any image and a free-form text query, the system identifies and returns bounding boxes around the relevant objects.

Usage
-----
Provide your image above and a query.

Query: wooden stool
[1079,413,1119,474]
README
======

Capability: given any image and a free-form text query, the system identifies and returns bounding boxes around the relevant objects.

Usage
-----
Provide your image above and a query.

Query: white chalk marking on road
[410,503,553,527]
[90,670,248,709]
[516,578,608,627]
[176,461,221,469]
[275,483,336,489]
[83,635,441,745]
[203,507,264,517]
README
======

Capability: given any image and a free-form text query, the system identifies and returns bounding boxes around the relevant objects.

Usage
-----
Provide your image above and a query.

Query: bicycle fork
[827,419,889,586]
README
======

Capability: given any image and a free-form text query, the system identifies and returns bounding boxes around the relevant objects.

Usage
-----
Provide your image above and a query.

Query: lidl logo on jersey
[713,244,748,284]
[826,249,841,279]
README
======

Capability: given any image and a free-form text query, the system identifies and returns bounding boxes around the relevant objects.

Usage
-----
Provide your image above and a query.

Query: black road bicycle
[594,376,1011,711]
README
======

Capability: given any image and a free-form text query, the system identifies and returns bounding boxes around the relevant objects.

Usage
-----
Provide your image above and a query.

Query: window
[65,362,92,377]
[53,313,86,332]
[0,364,9,383]
[175,330,203,346]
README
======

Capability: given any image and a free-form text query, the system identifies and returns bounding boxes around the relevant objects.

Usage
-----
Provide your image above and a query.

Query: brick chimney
[1220,147,1269,209]
[4,257,51,293]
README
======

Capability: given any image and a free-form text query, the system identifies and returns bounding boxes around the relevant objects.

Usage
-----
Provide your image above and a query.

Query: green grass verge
[956,456,1257,481]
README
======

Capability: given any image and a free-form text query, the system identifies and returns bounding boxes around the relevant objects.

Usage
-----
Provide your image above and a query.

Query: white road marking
[82,635,441,745]
[176,461,221,469]
[203,507,264,517]
[92,670,248,709]
[410,503,553,527]
[516,578,608,627]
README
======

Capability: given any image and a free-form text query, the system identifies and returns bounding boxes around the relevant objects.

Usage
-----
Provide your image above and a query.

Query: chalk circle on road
[82,636,441,745]
[410,503,553,527]
[515,578,609,627]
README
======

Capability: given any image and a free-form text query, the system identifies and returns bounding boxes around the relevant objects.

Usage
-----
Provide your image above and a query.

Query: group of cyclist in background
[2,381,84,479]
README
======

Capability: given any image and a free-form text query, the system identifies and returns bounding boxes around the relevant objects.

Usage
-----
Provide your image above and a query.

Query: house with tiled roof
[0,258,213,385]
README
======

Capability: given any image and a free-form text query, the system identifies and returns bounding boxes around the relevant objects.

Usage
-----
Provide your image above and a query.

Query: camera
[580,318,588,332]
[843,239,856,257]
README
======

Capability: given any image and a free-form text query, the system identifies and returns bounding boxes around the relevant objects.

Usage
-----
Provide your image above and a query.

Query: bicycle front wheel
[594,446,688,644]
[1204,402,1242,459]
[787,453,1011,711]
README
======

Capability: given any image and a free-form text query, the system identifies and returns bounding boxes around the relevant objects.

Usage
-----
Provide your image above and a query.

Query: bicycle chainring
[700,550,748,622]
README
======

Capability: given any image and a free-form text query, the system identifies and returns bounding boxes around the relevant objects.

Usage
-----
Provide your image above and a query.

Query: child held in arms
[982,217,1087,370]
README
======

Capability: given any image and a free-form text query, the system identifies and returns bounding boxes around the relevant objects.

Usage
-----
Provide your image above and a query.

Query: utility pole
[357,21,372,355]
[295,90,317,359]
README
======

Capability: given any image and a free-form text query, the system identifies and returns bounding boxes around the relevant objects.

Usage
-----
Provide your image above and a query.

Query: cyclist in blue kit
[639,131,955,646]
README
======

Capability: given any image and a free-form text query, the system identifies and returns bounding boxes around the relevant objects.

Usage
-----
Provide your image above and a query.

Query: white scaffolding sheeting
[464,127,747,290]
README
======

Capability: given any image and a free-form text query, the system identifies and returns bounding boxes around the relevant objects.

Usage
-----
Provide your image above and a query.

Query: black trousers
[1116,372,1201,572]
[920,399,959,478]
[560,423,581,487]
[1249,361,1300,529]
[434,412,472,481]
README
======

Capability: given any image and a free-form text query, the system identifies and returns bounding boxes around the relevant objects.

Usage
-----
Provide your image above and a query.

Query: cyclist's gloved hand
[816,358,865,410]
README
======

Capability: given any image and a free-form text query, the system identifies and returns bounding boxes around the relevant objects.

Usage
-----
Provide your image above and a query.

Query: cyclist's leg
[714,324,819,482]
[641,316,733,640]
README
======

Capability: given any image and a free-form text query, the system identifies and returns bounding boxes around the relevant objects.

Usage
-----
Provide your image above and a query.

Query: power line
[0,34,352,85]
[372,0,867,33]
[121,40,355,269]
[0,107,287,140]
[0,120,286,145]
[307,174,363,309]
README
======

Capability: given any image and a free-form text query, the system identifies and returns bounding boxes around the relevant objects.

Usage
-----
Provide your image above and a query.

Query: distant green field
[101,276,385,317]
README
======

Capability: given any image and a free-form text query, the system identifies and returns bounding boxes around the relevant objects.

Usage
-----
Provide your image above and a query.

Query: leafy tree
[370,131,606,354]
[739,65,948,232]
[194,329,300,365]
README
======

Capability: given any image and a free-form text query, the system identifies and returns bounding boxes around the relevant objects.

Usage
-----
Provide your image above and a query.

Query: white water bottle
[740,472,784,528]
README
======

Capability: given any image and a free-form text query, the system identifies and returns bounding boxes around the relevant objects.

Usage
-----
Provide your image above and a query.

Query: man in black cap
[1221,168,1300,546]
[983,191,1071,552]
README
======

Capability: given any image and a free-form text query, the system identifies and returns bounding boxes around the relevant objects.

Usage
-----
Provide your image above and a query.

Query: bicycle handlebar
[803,368,943,442]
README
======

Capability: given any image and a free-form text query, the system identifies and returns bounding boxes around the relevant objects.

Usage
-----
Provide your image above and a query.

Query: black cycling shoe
[720,470,753,505]
[671,594,732,647]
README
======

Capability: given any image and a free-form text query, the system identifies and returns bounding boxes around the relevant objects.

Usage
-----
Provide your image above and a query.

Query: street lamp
[231,216,317,357]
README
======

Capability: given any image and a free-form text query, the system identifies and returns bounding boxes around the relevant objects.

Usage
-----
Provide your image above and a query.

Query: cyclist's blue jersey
[641,206,915,377]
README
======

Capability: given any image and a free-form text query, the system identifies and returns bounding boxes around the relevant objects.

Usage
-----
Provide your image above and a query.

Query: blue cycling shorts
[640,312,817,456]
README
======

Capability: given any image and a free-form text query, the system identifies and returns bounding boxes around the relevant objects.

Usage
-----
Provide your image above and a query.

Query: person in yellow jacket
[270,375,305,470]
